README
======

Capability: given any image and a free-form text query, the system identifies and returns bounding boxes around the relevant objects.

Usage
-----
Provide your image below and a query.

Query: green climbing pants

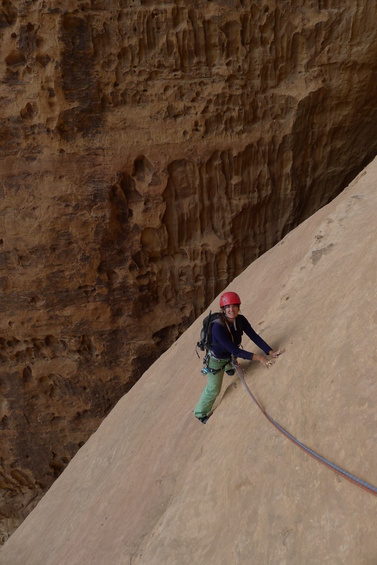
[194,355,233,419]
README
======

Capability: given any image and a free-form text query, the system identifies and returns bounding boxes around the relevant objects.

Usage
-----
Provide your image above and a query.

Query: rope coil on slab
[232,360,377,497]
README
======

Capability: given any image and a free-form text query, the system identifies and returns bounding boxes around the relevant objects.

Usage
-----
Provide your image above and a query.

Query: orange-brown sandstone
[1,0,377,541]
[1,157,377,564]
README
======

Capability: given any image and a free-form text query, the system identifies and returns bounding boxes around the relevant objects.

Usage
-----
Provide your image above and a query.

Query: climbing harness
[201,352,231,375]
[232,360,377,497]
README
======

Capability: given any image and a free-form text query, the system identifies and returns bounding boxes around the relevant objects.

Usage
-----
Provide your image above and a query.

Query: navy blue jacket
[210,314,271,361]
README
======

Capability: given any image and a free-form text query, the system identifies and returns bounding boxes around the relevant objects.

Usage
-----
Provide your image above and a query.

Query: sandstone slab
[1,158,377,564]
[2,0,377,539]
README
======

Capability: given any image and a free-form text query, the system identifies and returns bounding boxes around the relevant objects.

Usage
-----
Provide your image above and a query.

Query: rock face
[2,158,377,565]
[1,0,377,541]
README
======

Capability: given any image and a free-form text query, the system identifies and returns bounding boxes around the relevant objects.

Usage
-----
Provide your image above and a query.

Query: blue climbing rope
[232,360,377,497]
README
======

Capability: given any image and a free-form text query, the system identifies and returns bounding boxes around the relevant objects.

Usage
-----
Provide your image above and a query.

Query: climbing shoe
[197,415,210,424]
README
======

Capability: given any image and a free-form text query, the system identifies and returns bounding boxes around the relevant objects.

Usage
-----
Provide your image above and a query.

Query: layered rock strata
[1,0,377,541]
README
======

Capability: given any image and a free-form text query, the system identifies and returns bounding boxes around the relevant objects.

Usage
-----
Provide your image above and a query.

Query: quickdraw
[232,360,377,497]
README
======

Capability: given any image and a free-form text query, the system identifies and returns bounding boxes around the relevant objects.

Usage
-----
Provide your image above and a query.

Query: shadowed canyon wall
[1,0,377,541]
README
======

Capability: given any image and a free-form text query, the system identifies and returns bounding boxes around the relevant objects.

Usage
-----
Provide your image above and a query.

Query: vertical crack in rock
[57,13,104,140]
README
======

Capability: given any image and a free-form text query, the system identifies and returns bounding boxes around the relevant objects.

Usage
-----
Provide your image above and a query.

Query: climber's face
[224,304,239,321]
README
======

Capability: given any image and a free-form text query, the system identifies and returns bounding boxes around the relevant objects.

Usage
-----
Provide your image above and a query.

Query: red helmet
[220,291,241,307]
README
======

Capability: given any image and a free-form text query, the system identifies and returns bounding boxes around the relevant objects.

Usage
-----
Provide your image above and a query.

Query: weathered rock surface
[2,158,377,564]
[1,0,377,541]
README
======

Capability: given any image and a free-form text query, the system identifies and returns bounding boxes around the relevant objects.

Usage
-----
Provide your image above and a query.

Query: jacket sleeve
[212,322,254,361]
[240,315,272,355]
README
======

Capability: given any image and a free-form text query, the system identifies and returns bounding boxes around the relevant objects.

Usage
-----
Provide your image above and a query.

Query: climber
[194,291,285,424]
